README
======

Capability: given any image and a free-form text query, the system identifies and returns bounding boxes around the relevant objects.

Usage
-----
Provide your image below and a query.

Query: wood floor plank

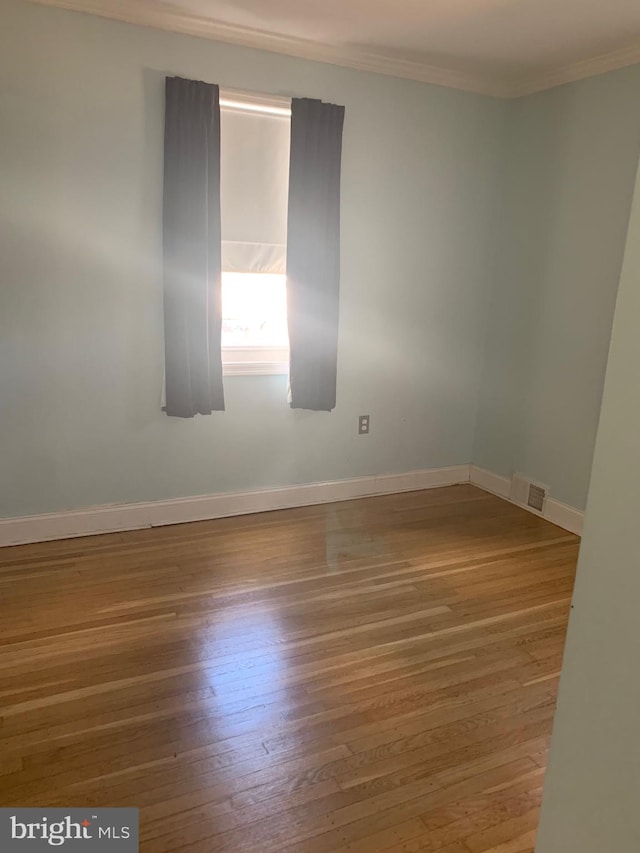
[0,485,577,851]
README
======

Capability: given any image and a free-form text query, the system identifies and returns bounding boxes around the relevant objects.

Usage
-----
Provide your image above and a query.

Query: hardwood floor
[0,484,579,852]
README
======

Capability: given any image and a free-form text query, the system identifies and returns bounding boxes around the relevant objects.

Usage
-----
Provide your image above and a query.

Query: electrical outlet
[358,415,370,435]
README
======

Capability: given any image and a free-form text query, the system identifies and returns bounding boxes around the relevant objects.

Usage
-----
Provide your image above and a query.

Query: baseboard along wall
[469,465,584,536]
[0,463,584,547]
[0,465,470,547]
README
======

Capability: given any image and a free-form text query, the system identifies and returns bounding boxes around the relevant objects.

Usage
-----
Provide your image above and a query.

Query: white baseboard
[470,466,584,536]
[468,465,511,499]
[0,464,470,547]
[543,498,584,537]
[0,463,584,547]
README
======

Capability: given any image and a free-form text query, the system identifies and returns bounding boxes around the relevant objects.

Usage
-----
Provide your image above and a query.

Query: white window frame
[222,345,289,376]
[220,89,291,377]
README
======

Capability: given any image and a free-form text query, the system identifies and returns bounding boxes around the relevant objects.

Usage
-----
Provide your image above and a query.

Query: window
[219,90,291,375]
[221,271,288,374]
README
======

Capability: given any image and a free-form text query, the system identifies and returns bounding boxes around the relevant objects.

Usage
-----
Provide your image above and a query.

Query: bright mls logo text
[1,809,139,851]
[10,815,132,846]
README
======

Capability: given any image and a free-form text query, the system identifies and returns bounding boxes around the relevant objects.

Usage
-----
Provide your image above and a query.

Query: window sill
[223,361,288,376]
[222,346,288,376]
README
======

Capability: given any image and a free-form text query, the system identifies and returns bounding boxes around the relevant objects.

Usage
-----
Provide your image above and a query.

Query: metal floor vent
[510,474,548,514]
[527,483,547,512]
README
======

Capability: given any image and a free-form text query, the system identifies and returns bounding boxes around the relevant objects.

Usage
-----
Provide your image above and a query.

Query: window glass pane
[221,272,288,348]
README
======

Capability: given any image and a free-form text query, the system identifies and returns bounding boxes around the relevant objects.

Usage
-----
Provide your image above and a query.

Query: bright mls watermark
[0,809,138,850]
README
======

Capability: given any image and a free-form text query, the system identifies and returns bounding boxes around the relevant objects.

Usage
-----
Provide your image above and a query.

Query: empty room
[2,0,640,850]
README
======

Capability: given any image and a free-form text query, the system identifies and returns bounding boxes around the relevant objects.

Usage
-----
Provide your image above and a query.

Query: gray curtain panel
[287,98,345,412]
[162,76,225,417]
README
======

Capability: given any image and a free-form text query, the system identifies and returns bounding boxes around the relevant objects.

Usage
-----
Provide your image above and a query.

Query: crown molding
[24,0,511,97]
[23,0,640,99]
[509,41,640,98]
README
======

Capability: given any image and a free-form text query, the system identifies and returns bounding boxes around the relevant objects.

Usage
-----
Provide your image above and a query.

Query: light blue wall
[4,0,640,520]
[535,135,640,853]
[0,0,505,517]
[473,67,640,510]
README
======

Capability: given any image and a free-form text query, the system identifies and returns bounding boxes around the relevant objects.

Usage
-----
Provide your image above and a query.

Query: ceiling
[30,0,640,96]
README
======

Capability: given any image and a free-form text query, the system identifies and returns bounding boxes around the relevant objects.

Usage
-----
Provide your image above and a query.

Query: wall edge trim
[0,465,471,547]
[470,465,584,535]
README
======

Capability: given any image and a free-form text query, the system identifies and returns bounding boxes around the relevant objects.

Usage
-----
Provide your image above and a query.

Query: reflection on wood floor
[0,484,578,852]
